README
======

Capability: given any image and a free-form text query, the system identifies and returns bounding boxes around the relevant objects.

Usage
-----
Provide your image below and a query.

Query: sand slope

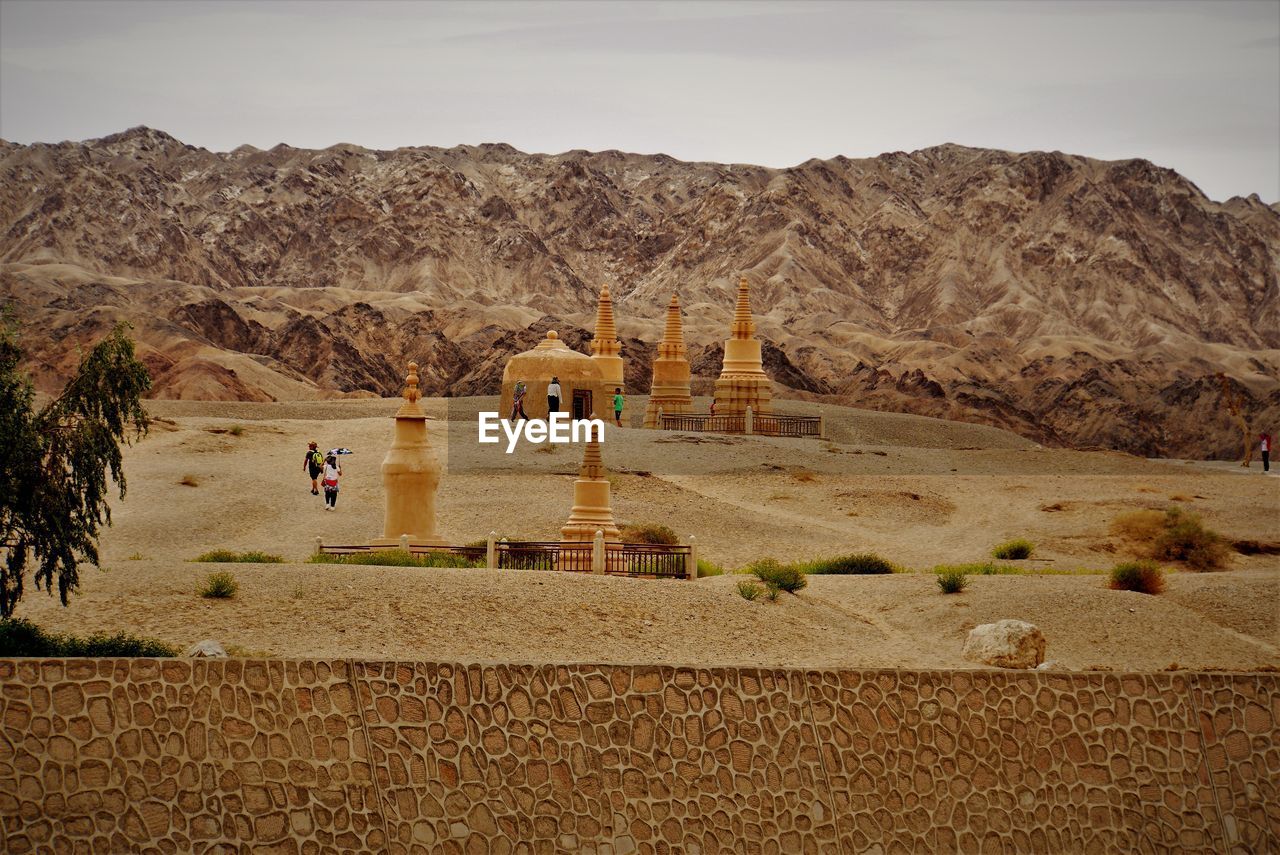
[13,397,1278,669]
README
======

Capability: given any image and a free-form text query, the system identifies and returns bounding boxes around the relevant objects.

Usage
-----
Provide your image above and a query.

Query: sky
[1,0,1277,202]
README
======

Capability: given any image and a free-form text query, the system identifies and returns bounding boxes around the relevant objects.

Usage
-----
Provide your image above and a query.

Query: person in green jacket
[613,388,624,428]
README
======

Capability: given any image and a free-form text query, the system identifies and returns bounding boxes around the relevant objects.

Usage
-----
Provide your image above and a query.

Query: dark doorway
[572,389,592,420]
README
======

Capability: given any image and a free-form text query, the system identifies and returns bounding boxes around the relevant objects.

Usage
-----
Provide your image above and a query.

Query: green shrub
[804,553,897,575]
[935,562,1016,575]
[1108,560,1166,594]
[193,550,282,564]
[228,425,245,437]
[199,572,238,599]
[763,582,782,602]
[992,539,1035,560]
[736,580,763,601]
[748,559,807,594]
[619,523,680,545]
[697,559,725,578]
[936,569,968,594]
[1152,508,1228,571]
[309,549,483,569]
[0,618,176,657]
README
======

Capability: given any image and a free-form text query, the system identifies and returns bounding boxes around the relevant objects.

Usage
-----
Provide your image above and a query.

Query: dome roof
[502,330,602,381]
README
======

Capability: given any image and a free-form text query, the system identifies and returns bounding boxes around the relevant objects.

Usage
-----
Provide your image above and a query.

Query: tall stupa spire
[560,432,620,543]
[713,276,772,416]
[589,283,625,391]
[730,277,756,340]
[643,293,694,428]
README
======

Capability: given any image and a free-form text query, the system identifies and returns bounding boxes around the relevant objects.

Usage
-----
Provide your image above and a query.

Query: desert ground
[14,395,1278,670]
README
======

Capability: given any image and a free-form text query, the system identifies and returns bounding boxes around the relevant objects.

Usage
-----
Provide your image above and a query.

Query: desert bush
[992,539,1035,560]
[763,582,782,602]
[179,474,200,487]
[736,580,763,601]
[0,619,176,657]
[697,559,725,578]
[1108,560,1166,594]
[127,552,145,561]
[228,425,245,437]
[933,562,1008,576]
[199,572,238,599]
[936,569,968,594]
[619,523,680,545]
[748,559,807,594]
[1152,508,1228,571]
[1110,509,1166,542]
[309,549,483,569]
[805,553,897,575]
[193,550,282,563]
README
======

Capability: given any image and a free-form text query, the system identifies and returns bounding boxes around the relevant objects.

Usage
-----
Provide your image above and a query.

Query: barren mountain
[1,126,1277,457]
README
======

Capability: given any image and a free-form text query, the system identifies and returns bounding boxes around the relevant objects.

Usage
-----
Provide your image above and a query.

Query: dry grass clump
[1108,561,1166,595]
[1110,509,1166,542]
[198,571,238,599]
[178,474,200,487]
[936,569,968,594]
[736,580,763,601]
[193,550,282,563]
[748,559,807,594]
[619,523,680,545]
[802,553,898,575]
[991,539,1035,560]
[1113,507,1228,571]
[697,559,725,578]
[310,550,482,569]
[791,469,817,483]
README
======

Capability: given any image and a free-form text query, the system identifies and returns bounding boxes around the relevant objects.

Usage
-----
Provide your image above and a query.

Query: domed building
[499,330,606,421]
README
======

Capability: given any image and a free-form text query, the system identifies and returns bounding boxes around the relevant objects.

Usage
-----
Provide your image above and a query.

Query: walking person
[511,380,528,421]
[303,440,324,495]
[1262,432,1272,473]
[321,452,342,510]
[547,376,561,417]
[613,387,625,428]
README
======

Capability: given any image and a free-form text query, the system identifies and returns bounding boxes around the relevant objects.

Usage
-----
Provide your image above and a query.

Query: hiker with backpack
[303,441,325,495]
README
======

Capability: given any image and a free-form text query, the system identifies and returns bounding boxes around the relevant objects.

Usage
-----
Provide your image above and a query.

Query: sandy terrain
[14,396,1278,670]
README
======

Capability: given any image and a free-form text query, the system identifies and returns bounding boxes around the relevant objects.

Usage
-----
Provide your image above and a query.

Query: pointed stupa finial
[404,361,421,403]
[731,277,755,340]
[659,292,686,358]
[592,283,619,346]
[578,429,606,481]
[395,360,426,417]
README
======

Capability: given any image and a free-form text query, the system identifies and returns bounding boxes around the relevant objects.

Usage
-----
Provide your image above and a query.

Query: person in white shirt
[547,376,562,416]
[1261,432,1271,473]
[321,454,342,510]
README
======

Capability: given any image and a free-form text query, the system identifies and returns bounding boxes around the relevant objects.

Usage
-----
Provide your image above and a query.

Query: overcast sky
[1,0,1277,201]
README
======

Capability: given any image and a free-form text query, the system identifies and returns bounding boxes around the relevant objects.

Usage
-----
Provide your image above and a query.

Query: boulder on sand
[186,639,228,658]
[962,620,1045,669]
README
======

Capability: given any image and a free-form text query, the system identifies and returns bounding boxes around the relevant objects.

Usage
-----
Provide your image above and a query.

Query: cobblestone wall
[1,660,1275,854]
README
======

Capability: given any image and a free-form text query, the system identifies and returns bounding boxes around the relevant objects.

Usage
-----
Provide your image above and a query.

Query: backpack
[310,450,324,469]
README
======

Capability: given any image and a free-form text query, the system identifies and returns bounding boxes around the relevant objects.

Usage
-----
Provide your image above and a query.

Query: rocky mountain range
[1,126,1277,457]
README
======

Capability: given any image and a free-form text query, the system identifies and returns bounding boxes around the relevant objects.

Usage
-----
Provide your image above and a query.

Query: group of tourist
[510,377,626,427]
[303,440,343,509]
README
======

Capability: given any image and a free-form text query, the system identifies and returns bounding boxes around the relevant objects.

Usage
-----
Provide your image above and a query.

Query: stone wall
[0,660,1275,854]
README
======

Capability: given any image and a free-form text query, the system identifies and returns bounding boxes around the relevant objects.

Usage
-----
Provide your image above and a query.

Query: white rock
[186,639,227,658]
[962,620,1045,669]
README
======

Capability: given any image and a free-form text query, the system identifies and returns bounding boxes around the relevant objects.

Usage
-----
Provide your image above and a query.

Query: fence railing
[657,406,821,438]
[315,533,696,579]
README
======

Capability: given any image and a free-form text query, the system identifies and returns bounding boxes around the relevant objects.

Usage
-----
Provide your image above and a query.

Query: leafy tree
[0,320,150,616]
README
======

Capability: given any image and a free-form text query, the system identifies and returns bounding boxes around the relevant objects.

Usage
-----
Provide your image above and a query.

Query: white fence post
[592,530,605,575]
[686,535,697,580]
[657,406,664,430]
[399,534,410,553]
[818,406,826,439]
[313,537,323,557]
[744,406,754,435]
[486,531,497,570]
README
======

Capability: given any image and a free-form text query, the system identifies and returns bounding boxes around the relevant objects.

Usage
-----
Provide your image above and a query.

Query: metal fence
[657,410,820,437]
[315,537,694,579]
